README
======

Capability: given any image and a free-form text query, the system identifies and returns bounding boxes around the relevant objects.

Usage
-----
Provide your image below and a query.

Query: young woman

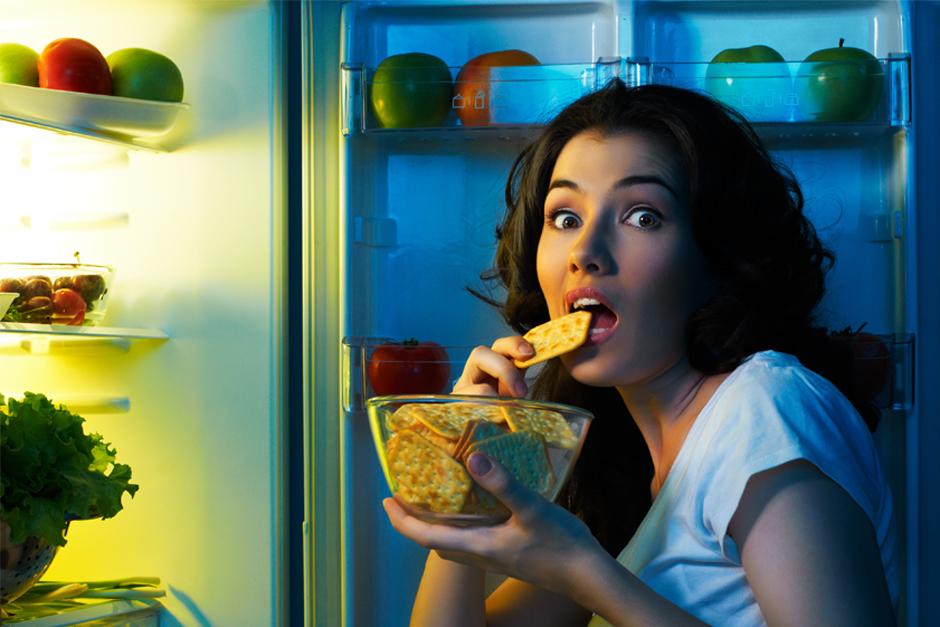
[383,80,898,626]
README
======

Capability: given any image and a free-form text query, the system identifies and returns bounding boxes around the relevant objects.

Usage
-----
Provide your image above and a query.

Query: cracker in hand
[513,310,591,369]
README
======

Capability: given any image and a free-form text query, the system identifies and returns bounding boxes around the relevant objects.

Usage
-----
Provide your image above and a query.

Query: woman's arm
[409,551,486,627]
[730,459,895,626]
[385,459,709,627]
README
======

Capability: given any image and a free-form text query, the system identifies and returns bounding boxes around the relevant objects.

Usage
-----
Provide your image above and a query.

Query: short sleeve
[695,356,887,562]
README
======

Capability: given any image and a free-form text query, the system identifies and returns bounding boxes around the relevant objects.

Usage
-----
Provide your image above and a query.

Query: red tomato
[368,340,451,396]
[38,38,112,95]
[51,288,87,325]
[455,49,540,126]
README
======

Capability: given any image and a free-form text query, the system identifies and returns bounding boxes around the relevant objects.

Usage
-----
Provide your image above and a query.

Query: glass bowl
[367,394,593,526]
[0,263,114,326]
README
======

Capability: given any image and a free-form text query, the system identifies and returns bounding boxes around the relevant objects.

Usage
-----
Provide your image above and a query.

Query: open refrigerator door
[0,1,289,624]
[303,1,923,626]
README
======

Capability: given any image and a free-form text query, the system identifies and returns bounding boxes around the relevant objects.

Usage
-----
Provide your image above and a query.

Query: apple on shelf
[38,37,112,95]
[370,52,453,129]
[107,47,184,103]
[797,38,883,122]
[704,44,792,122]
[0,43,39,86]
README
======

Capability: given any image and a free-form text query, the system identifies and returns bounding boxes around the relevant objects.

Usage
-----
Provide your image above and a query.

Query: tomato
[455,49,540,126]
[368,340,451,396]
[38,38,112,95]
[51,288,87,325]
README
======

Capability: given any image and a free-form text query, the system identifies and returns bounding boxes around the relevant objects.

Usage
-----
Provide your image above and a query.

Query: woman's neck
[616,359,720,498]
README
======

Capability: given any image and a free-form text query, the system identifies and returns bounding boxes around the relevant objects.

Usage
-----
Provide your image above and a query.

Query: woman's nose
[568,224,614,275]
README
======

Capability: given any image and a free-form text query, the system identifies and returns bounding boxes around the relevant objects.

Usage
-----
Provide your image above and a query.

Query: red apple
[38,38,112,95]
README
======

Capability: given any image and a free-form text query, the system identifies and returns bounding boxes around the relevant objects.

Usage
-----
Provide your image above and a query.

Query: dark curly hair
[474,80,879,557]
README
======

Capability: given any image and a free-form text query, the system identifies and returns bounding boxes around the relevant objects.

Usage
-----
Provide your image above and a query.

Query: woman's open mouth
[566,288,621,346]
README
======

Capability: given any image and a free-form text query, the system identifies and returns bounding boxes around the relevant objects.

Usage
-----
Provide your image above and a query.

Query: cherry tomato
[51,288,87,325]
[38,38,112,95]
[367,340,451,396]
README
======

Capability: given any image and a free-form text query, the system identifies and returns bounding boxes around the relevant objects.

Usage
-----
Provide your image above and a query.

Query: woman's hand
[383,450,606,598]
[452,336,535,397]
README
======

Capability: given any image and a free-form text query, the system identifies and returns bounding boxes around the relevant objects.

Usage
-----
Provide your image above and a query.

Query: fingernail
[514,381,528,397]
[518,342,534,355]
[468,452,492,476]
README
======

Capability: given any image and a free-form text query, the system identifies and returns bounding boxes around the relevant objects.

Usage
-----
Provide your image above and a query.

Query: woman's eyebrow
[547,175,678,198]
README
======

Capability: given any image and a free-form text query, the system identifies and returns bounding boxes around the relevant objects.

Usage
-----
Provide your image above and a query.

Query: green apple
[106,47,184,102]
[705,45,791,122]
[370,52,453,128]
[797,39,883,122]
[0,43,39,86]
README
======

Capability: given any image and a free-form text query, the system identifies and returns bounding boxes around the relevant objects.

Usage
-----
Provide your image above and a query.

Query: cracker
[386,404,421,433]
[410,422,458,456]
[386,430,471,513]
[514,310,591,368]
[409,402,504,440]
[454,419,509,463]
[502,405,578,450]
[466,431,554,493]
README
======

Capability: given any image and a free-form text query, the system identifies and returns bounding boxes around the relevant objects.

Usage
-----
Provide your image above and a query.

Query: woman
[383,80,898,626]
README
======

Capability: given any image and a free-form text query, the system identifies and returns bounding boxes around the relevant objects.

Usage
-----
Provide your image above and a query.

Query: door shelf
[0,83,189,153]
[342,54,910,135]
[0,322,168,354]
[343,333,914,414]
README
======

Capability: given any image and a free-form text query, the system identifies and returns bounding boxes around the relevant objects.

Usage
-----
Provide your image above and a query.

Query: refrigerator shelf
[0,322,168,354]
[342,55,910,134]
[0,83,189,153]
[343,333,915,414]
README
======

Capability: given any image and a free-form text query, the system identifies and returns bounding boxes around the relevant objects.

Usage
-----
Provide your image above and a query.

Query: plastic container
[0,262,114,326]
[367,394,593,526]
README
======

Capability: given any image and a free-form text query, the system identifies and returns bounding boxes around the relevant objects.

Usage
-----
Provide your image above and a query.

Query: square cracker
[386,430,471,513]
[409,402,504,440]
[466,431,554,494]
[454,419,509,463]
[513,310,591,369]
[502,405,578,450]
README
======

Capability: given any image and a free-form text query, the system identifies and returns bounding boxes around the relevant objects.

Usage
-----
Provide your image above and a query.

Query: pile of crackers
[384,401,578,516]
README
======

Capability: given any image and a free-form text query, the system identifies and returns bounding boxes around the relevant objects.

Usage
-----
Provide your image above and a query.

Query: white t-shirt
[588,350,898,627]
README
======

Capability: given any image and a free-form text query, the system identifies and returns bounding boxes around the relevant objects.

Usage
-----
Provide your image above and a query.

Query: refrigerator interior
[327,1,918,626]
[0,0,287,624]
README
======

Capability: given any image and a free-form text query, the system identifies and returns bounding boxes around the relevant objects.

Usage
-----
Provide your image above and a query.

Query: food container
[0,262,114,326]
[367,394,593,526]
[0,292,16,319]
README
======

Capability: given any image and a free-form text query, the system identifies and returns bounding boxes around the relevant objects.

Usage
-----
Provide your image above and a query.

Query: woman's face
[536,130,709,387]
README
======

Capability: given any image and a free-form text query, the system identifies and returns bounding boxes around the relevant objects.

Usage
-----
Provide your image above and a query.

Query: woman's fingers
[454,340,532,397]
[466,453,542,522]
[383,498,481,553]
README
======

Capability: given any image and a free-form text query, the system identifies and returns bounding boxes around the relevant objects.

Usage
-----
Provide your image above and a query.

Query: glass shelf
[342,333,914,414]
[342,54,910,135]
[0,83,189,153]
[0,322,168,354]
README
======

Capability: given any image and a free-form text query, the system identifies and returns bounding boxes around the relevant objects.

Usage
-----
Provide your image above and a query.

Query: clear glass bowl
[367,394,593,526]
[0,263,114,326]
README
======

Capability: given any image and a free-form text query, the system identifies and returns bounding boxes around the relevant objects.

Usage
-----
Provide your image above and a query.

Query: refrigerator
[307,1,938,627]
[1,1,938,626]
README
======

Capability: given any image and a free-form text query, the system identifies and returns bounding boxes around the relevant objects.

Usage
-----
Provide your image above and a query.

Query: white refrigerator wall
[331,1,916,626]
[0,1,285,624]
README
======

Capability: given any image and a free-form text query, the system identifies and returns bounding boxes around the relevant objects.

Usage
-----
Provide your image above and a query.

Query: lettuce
[0,392,138,547]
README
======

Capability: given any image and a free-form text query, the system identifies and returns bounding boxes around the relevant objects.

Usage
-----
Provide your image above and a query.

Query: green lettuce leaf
[1,393,139,547]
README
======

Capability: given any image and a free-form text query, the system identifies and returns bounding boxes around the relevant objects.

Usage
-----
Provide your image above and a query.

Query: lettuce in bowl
[0,392,138,547]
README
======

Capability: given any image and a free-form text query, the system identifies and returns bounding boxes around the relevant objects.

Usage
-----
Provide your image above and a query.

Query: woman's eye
[550,210,580,230]
[625,208,662,229]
